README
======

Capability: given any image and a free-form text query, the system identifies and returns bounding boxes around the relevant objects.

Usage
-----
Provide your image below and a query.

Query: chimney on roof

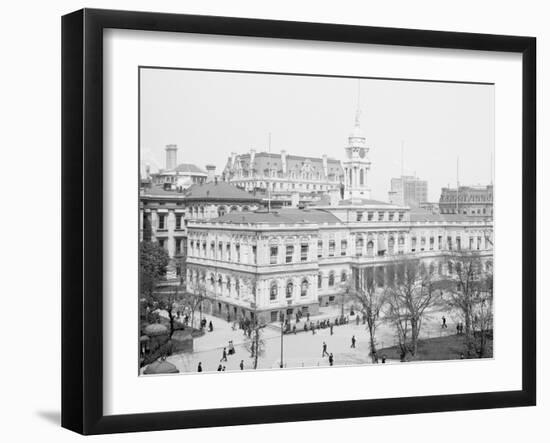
[206,164,216,183]
[165,144,178,170]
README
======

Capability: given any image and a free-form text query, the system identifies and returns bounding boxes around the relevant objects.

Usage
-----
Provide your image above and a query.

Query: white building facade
[186,204,493,324]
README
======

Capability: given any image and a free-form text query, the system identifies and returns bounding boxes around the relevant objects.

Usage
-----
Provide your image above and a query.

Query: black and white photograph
[138,68,494,375]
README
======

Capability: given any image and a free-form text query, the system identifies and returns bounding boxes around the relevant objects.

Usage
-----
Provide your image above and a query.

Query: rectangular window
[411,237,417,252]
[158,214,166,230]
[398,212,405,221]
[429,237,434,250]
[438,235,443,250]
[378,212,384,221]
[447,236,453,250]
[388,212,394,221]
[176,238,183,254]
[300,244,308,262]
[158,239,165,249]
[226,244,231,261]
[456,237,461,250]
[328,240,335,257]
[175,214,182,230]
[367,212,374,221]
[270,246,278,264]
[420,237,426,251]
[236,244,241,262]
[341,240,347,256]
[252,245,257,264]
[317,240,323,258]
[286,245,294,263]
[356,211,363,222]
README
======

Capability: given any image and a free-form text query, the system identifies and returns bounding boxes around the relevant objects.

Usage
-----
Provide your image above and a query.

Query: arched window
[209,274,215,288]
[226,277,231,293]
[328,272,335,287]
[286,281,294,298]
[270,282,278,300]
[217,276,222,290]
[341,271,347,283]
[235,279,240,297]
[300,279,309,297]
[230,206,238,213]
[366,240,374,256]
[242,206,249,212]
[218,206,226,217]
[356,237,364,256]
[388,236,395,254]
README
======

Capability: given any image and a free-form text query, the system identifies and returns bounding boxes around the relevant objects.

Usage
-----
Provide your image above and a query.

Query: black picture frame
[61,8,536,435]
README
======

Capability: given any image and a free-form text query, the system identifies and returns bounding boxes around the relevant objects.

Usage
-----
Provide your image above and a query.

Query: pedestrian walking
[220,347,228,362]
[456,323,460,335]
[217,364,222,371]
[322,342,329,357]
[441,316,448,328]
[293,324,297,334]
[197,362,203,372]
[356,315,360,325]
[381,354,387,364]
[209,320,213,332]
[240,360,244,370]
[351,335,356,348]
[328,353,334,366]
[330,324,334,335]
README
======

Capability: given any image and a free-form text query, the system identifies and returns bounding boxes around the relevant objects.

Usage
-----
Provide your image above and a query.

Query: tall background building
[439,185,493,217]
[388,175,428,207]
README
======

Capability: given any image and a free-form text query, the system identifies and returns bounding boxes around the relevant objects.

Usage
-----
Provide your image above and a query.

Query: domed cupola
[342,80,372,199]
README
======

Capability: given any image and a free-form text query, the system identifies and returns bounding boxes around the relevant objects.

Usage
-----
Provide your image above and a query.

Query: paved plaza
[150,303,460,374]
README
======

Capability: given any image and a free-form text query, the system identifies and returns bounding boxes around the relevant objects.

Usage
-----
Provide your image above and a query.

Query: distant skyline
[140,68,494,202]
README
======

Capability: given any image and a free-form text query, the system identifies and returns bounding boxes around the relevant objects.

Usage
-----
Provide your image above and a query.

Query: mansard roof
[210,208,341,224]
[156,163,207,175]
[183,181,260,202]
[227,151,344,178]
[409,208,488,222]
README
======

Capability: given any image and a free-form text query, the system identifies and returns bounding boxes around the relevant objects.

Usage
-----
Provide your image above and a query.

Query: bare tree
[445,251,493,357]
[244,320,266,369]
[146,284,182,338]
[181,280,206,329]
[384,259,439,361]
[349,270,387,362]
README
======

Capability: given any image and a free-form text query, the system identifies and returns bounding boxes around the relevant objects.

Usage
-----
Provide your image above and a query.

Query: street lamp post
[279,311,284,368]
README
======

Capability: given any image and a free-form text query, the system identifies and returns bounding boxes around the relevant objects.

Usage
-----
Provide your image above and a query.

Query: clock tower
[343,104,371,199]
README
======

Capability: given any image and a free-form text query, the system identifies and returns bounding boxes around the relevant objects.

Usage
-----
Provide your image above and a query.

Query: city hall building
[185,200,493,324]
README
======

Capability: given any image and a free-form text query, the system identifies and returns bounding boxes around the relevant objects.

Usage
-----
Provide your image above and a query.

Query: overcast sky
[140,68,494,202]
